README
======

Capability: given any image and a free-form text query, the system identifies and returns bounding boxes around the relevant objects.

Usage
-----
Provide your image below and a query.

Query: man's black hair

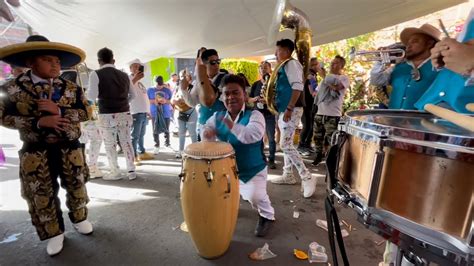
[97,47,114,63]
[223,74,246,92]
[334,55,346,68]
[276,39,295,53]
[155,76,164,85]
[201,49,218,63]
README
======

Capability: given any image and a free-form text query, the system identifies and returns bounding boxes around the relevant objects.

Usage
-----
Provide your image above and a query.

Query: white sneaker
[153,147,160,154]
[270,174,297,185]
[89,166,104,179]
[73,220,94,235]
[46,233,64,256]
[103,170,122,181]
[302,175,317,198]
[127,171,137,180]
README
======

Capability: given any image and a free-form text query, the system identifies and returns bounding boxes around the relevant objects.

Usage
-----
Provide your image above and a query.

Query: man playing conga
[370,24,441,109]
[0,35,92,256]
[201,74,275,237]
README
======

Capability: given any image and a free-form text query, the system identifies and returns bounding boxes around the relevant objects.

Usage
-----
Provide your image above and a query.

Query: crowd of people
[0,8,472,257]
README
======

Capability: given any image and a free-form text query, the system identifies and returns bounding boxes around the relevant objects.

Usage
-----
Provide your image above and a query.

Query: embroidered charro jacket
[0,71,89,143]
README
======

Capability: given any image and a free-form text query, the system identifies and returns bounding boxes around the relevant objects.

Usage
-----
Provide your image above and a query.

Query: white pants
[240,167,275,220]
[98,112,135,173]
[79,120,102,168]
[278,107,310,179]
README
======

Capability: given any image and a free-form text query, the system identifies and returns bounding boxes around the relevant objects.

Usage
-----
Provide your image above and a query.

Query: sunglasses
[208,59,221,65]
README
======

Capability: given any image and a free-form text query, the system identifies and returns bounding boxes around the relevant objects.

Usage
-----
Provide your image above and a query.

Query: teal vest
[198,99,226,125]
[389,60,438,109]
[414,18,474,113]
[215,110,266,183]
[275,60,292,113]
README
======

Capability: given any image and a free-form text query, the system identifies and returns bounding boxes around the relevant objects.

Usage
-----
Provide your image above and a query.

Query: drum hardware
[204,160,214,187]
[328,110,473,265]
[231,166,239,180]
[179,172,186,182]
[224,174,231,199]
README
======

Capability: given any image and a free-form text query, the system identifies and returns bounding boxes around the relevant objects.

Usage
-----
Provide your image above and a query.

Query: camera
[138,65,144,73]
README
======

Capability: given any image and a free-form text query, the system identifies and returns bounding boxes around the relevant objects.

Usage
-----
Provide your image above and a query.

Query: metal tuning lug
[224,174,231,199]
[178,172,186,182]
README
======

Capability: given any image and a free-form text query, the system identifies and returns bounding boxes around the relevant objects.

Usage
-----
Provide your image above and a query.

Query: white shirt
[202,106,265,144]
[129,75,150,114]
[30,72,53,85]
[316,74,350,117]
[87,64,136,102]
[284,59,304,91]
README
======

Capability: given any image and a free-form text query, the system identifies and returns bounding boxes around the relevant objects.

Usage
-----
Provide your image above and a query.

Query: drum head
[184,141,235,159]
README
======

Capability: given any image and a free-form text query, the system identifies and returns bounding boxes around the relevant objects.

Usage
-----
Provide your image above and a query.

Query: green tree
[314,32,384,112]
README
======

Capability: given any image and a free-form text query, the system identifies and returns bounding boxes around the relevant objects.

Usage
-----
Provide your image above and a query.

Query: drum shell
[339,134,473,239]
[180,154,240,259]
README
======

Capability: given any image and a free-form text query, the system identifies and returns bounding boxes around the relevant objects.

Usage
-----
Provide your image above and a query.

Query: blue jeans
[131,113,147,155]
[264,113,276,162]
[178,108,198,151]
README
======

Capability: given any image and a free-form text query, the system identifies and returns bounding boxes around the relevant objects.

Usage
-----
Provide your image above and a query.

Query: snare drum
[332,109,473,263]
[180,141,240,259]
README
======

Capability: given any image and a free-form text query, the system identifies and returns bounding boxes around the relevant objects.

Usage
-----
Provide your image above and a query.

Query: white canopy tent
[4,0,467,68]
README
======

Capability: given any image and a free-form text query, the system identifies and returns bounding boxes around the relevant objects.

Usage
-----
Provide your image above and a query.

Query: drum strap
[326,131,347,189]
[325,196,350,266]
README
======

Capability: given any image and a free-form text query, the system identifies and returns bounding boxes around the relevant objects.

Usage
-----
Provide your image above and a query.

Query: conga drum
[180,141,240,259]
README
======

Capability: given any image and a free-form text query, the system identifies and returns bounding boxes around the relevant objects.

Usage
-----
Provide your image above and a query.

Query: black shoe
[268,161,276,169]
[311,153,323,166]
[255,216,274,237]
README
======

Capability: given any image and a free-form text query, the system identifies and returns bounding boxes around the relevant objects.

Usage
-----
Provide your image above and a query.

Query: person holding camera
[148,76,173,152]
[171,69,198,158]
[128,59,153,165]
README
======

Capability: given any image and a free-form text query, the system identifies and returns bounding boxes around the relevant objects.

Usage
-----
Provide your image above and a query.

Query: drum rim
[182,151,235,160]
[344,109,474,144]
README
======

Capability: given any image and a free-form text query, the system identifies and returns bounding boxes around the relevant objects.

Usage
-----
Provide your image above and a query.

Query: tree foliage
[220,59,259,84]
[314,32,387,112]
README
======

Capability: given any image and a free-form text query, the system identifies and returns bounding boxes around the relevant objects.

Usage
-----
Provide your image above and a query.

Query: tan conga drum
[180,141,240,259]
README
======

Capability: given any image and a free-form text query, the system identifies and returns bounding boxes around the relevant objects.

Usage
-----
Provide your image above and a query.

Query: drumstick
[424,104,474,132]
[466,103,474,112]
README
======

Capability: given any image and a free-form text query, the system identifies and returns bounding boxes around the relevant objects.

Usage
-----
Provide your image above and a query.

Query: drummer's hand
[202,128,216,141]
[283,108,292,122]
[435,38,474,75]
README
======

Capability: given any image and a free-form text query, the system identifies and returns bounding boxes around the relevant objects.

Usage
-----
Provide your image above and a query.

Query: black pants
[299,104,316,148]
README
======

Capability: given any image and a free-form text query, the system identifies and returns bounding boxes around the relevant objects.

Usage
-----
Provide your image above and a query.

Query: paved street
[0,126,383,265]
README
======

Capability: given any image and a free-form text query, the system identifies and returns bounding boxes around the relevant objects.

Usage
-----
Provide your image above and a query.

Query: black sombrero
[0,35,85,69]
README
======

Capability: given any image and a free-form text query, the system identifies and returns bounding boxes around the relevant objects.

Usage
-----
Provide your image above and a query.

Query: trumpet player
[370,24,441,109]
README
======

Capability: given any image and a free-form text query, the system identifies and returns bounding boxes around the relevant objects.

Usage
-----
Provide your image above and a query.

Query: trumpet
[350,47,405,64]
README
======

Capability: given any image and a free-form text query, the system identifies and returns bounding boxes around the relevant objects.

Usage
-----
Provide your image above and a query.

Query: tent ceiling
[6,0,467,68]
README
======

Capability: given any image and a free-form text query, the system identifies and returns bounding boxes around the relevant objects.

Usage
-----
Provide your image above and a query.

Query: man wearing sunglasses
[182,48,228,137]
[370,24,441,110]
